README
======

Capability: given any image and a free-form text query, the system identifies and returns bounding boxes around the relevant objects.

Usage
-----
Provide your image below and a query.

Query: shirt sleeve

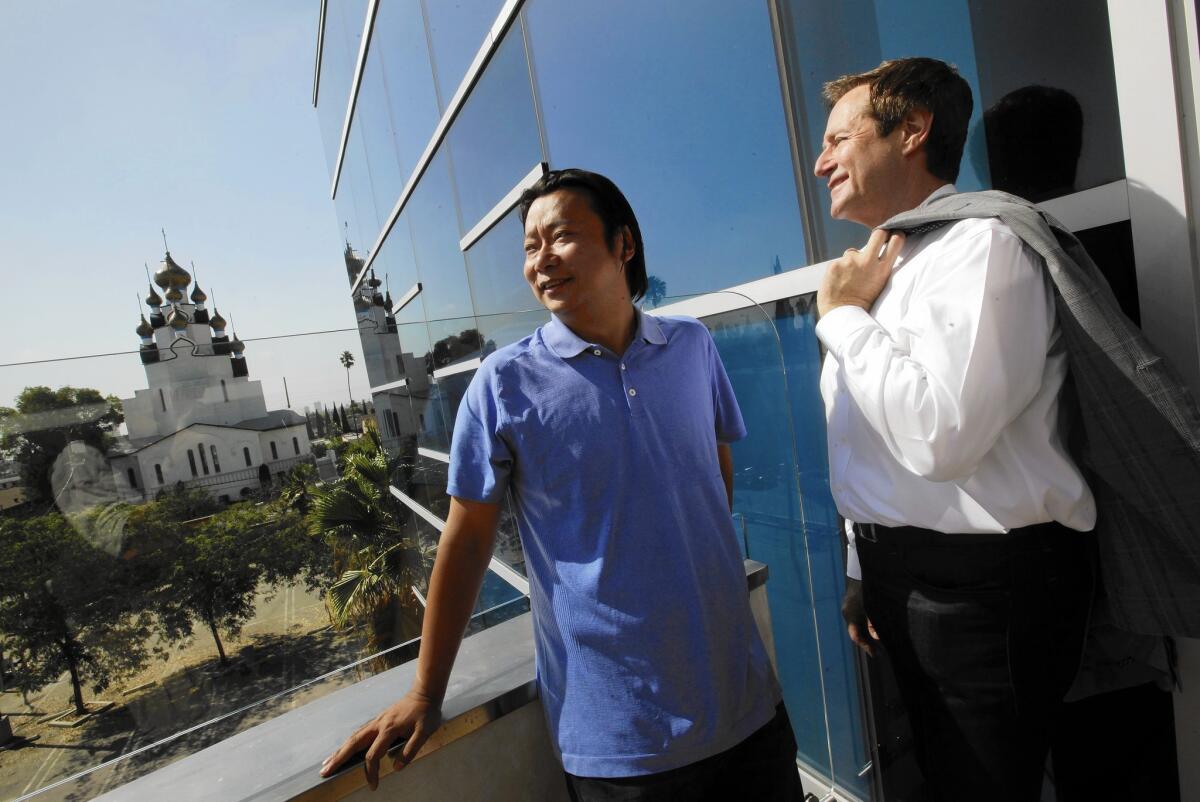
[705,328,748,444]
[815,226,1054,483]
[844,518,861,581]
[446,364,512,503]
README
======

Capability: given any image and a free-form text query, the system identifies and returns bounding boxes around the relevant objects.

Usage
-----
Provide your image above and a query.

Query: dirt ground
[0,582,373,802]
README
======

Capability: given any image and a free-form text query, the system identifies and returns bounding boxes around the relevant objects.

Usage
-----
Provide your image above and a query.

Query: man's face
[814,84,907,228]
[523,189,630,319]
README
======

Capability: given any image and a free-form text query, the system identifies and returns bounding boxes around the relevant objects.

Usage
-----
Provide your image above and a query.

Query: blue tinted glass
[334,126,383,259]
[406,151,472,321]
[423,0,505,107]
[524,0,806,297]
[447,25,542,229]
[478,309,548,354]
[353,47,407,230]
[372,214,425,325]
[428,316,482,370]
[702,303,832,781]
[464,212,529,317]
[316,0,370,176]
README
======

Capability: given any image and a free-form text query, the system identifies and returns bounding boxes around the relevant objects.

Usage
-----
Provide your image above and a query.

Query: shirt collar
[919,184,958,208]
[542,307,667,358]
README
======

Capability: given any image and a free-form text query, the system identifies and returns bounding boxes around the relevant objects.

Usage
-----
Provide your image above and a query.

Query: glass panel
[524,0,806,297]
[781,0,1124,257]
[316,0,371,177]
[465,211,530,318]
[333,125,383,262]
[447,23,542,229]
[690,292,834,786]
[361,0,441,205]
[423,0,506,108]
[371,213,426,326]
[478,308,549,354]
[406,150,472,322]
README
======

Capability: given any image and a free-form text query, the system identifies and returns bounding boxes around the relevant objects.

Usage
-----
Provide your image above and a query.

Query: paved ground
[0,582,372,802]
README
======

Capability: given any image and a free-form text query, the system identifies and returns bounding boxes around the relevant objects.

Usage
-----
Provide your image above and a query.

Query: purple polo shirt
[447,309,776,777]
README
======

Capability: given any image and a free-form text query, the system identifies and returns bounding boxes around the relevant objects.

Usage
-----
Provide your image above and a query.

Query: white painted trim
[418,447,450,463]
[350,0,526,294]
[432,356,482,379]
[1037,179,1130,232]
[388,484,530,595]
[653,262,828,319]
[460,162,547,251]
[330,0,379,200]
[369,378,408,394]
[391,282,422,314]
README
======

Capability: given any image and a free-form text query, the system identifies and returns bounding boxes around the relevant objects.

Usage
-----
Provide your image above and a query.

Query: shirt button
[628,388,637,397]
[593,349,602,356]
[620,363,626,370]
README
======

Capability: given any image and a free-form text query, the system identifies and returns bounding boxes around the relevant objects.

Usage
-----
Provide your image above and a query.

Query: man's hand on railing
[319,688,443,791]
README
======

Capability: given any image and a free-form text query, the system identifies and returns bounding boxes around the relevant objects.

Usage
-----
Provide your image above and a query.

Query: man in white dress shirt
[813,58,1097,802]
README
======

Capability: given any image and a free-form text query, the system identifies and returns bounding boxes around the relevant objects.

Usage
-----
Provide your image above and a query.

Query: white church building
[108,251,312,503]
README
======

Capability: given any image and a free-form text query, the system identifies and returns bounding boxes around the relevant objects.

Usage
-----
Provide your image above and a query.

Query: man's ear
[900,107,933,156]
[617,225,635,265]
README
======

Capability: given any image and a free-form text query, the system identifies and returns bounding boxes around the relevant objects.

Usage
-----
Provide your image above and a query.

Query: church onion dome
[209,309,227,330]
[136,315,154,337]
[367,271,382,289]
[230,333,245,353]
[145,284,163,306]
[353,294,371,312]
[165,286,184,302]
[166,307,188,331]
[190,284,207,303]
[153,251,192,290]
[384,290,394,308]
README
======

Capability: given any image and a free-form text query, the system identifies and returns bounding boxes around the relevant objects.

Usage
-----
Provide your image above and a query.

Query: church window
[155,464,164,484]
[292,436,300,455]
[211,445,221,473]
[243,447,252,467]
[221,379,229,402]
[159,388,167,411]
[199,446,210,475]
[188,450,198,477]
[270,441,278,460]
[127,468,137,489]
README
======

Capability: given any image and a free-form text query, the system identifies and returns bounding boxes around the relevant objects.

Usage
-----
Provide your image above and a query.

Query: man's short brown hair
[824,57,972,184]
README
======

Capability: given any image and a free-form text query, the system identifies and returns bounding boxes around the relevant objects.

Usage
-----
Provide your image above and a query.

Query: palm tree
[308,437,431,664]
[339,351,356,404]
[645,275,668,308]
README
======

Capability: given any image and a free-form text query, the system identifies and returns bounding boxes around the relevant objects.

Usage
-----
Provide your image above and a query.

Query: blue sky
[0,1,371,414]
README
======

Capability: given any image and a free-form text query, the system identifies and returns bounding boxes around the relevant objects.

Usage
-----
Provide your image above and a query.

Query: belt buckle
[857,522,879,543]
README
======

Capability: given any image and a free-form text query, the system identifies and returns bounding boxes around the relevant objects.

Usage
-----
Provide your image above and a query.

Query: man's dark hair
[823,57,973,184]
[517,168,648,302]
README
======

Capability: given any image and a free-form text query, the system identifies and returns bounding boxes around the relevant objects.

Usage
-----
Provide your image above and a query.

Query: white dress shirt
[817,186,1096,580]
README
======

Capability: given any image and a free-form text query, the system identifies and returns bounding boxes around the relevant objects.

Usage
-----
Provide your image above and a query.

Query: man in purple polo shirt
[321,169,802,800]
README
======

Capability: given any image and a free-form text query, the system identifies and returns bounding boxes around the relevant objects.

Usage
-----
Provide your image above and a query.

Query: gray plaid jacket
[881,190,1200,637]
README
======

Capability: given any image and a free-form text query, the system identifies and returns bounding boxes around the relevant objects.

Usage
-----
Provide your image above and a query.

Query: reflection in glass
[524,0,806,296]
[316,0,371,177]
[422,0,506,108]
[465,211,530,318]
[405,151,472,321]
[447,23,542,229]
[477,308,549,353]
[334,126,384,262]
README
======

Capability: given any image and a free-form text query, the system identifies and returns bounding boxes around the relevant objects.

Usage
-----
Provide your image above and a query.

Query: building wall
[313,1,1195,798]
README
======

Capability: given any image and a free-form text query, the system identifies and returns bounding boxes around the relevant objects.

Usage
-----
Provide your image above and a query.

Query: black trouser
[856,522,1095,802]
[564,703,805,802]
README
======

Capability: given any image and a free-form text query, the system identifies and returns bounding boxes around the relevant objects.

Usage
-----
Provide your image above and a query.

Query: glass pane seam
[330,0,380,200]
[460,161,547,252]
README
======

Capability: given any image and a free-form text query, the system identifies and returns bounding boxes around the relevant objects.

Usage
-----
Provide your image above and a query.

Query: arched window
[127,468,138,489]
[159,388,167,412]
[269,441,278,460]
[155,464,164,484]
[220,379,229,402]
[243,446,252,467]
[198,445,209,475]
[187,450,198,477]
[211,444,221,473]
[292,436,300,455]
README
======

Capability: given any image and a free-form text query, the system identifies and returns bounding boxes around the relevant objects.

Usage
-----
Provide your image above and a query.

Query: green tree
[308,440,430,658]
[339,351,356,404]
[645,275,668,307]
[339,404,350,433]
[0,386,123,507]
[0,513,154,714]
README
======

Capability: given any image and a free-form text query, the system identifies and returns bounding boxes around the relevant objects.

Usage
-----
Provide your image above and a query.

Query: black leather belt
[853,520,1065,546]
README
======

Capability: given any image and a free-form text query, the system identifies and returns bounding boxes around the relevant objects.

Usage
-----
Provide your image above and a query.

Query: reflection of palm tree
[645,275,667,308]
[308,439,431,662]
[339,351,356,404]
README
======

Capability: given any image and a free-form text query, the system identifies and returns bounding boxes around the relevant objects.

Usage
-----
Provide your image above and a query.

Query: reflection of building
[108,252,311,503]
[308,2,1200,800]
[0,474,26,511]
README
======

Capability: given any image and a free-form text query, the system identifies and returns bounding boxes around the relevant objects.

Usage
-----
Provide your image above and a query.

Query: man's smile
[540,277,572,292]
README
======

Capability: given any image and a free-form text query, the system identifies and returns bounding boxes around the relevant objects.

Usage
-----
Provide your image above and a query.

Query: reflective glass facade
[310,2,1136,799]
